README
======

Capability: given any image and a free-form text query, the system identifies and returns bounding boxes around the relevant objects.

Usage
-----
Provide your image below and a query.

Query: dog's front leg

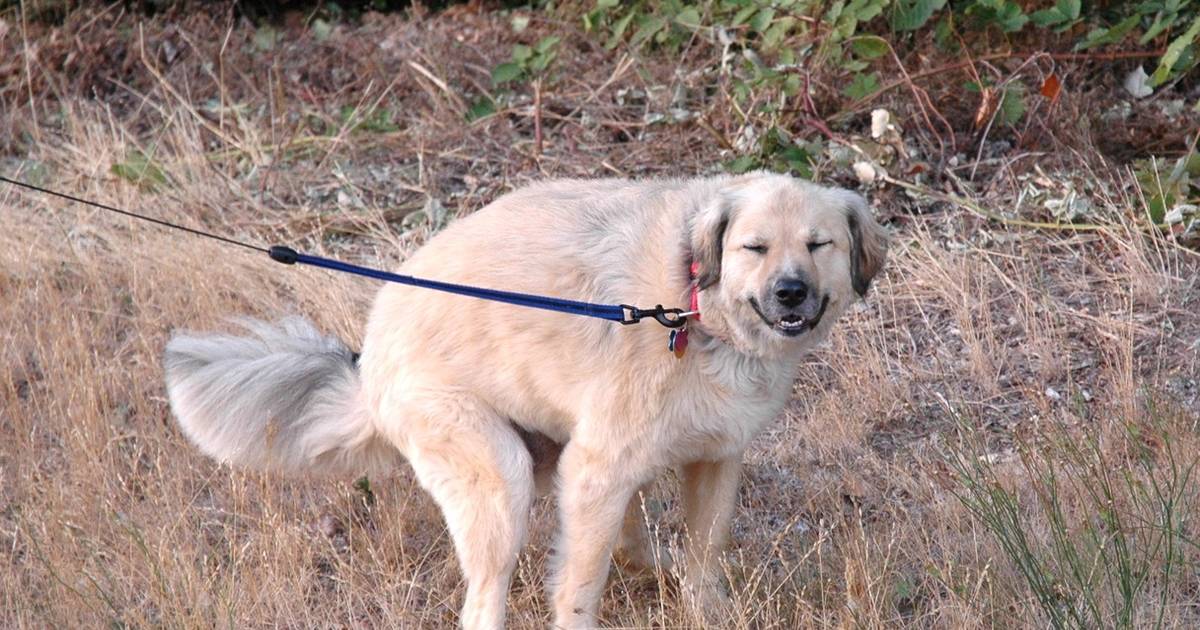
[680,457,742,618]
[550,441,646,629]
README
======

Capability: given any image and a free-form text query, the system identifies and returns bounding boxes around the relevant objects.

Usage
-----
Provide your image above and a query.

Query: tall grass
[950,402,1198,629]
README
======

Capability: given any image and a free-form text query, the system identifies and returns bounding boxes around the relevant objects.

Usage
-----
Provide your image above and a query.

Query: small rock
[1165,204,1196,224]
[870,109,890,139]
[1045,387,1062,402]
[852,161,877,185]
[1123,67,1153,99]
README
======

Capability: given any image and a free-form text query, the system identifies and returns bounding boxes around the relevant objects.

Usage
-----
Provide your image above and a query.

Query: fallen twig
[533,77,544,157]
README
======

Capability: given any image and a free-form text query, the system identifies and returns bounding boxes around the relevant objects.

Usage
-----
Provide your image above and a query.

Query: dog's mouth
[748,295,830,337]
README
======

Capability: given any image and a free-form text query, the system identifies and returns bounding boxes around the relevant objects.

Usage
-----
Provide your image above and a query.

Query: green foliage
[1029,0,1081,32]
[891,0,946,32]
[492,36,561,86]
[963,80,1026,128]
[724,127,817,178]
[844,71,881,100]
[571,0,1199,172]
[465,98,498,122]
[998,84,1026,126]
[1135,148,1200,224]
[1151,14,1200,86]
[338,105,400,134]
[1078,15,1141,51]
[964,0,1028,33]
[353,475,376,507]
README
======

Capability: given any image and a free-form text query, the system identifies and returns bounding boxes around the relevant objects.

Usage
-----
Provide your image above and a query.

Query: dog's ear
[841,191,889,297]
[689,192,735,290]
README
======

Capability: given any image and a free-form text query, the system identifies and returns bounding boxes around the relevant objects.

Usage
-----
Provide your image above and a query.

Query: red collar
[688,261,701,322]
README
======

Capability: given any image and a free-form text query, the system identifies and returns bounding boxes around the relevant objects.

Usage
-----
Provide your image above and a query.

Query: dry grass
[3,6,1200,629]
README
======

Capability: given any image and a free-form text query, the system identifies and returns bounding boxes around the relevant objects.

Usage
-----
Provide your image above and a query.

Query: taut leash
[1,175,695,330]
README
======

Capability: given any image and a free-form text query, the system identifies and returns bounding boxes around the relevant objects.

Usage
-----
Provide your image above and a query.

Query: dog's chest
[664,352,795,461]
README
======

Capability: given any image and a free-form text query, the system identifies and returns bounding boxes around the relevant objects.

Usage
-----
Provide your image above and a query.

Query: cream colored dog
[164,172,888,629]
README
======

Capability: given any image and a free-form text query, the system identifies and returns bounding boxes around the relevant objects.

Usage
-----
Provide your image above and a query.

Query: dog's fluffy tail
[164,317,399,476]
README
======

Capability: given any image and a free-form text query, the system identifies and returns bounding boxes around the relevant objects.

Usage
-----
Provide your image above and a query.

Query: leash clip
[619,304,691,328]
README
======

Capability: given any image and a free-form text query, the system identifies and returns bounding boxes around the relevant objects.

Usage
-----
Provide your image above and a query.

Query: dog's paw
[612,541,674,574]
[681,575,734,627]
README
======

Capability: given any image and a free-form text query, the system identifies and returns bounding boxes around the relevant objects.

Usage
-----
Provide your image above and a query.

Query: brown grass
[3,5,1200,629]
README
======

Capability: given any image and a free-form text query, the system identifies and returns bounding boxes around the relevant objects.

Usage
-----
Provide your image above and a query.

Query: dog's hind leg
[397,396,534,630]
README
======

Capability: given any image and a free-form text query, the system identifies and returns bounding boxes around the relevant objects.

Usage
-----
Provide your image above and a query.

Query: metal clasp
[619,304,693,328]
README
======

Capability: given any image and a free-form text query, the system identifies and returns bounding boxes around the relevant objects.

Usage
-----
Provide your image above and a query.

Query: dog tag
[668,326,688,358]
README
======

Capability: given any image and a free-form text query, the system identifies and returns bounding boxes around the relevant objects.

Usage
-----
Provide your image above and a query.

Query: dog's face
[691,174,888,355]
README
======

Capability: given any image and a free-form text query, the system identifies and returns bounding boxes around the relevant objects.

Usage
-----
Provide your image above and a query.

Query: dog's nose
[774,278,808,308]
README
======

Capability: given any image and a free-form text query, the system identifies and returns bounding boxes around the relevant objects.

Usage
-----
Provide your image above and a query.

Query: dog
[164,172,889,629]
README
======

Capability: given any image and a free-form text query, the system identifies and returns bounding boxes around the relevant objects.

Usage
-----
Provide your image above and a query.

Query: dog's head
[689,173,888,356]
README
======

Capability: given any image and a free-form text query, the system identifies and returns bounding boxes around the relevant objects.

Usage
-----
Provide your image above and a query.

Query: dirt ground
[2,4,1200,628]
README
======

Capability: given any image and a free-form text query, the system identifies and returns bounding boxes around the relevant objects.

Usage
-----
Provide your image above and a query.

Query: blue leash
[1,175,690,329]
[268,246,688,327]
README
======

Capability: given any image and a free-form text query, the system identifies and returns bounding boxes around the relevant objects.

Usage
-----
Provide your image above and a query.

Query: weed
[949,407,1199,629]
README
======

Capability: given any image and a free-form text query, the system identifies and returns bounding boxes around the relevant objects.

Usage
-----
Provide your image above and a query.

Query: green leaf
[1151,15,1200,86]
[935,13,956,49]
[111,150,167,190]
[491,62,523,85]
[253,26,279,51]
[776,145,814,177]
[1141,14,1172,46]
[750,7,775,33]
[851,35,889,59]
[783,74,801,96]
[1031,0,1079,26]
[1077,15,1139,50]
[892,0,947,32]
[854,0,886,23]
[843,72,881,100]
[993,3,1029,32]
[511,44,533,63]
[630,16,667,48]
[725,155,760,174]
[350,107,400,133]
[606,10,637,49]
[529,50,557,73]
[843,59,869,72]
[731,6,758,27]
[535,36,561,54]
[465,97,496,122]
[1029,8,1065,28]
[762,16,796,49]
[676,7,702,28]
[1148,194,1169,224]
[999,85,1026,125]
[596,0,619,9]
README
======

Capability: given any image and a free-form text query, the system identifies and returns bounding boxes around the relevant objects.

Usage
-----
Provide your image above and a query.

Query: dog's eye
[807,240,832,252]
[744,244,768,254]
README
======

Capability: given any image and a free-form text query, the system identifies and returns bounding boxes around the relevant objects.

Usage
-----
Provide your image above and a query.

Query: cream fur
[164,172,889,629]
